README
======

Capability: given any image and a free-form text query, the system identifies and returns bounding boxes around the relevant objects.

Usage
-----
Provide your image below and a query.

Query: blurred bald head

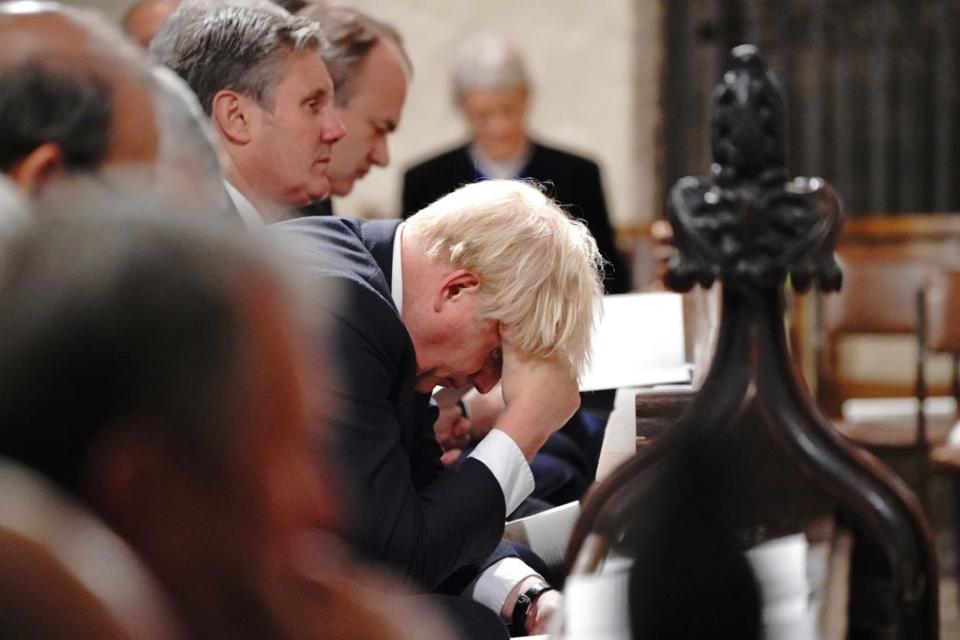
[0,2,159,195]
[123,0,180,48]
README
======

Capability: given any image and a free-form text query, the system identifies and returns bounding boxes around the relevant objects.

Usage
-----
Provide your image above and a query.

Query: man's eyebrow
[303,86,329,102]
[374,118,397,133]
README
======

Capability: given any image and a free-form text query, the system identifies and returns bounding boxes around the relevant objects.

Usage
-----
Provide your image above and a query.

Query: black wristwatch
[511,582,555,631]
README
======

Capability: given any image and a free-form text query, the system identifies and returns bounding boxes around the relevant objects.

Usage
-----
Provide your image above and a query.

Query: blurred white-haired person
[402,32,629,515]
[402,31,629,296]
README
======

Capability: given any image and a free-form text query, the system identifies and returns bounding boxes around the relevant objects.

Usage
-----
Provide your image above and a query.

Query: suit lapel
[357,219,401,291]
[357,220,440,452]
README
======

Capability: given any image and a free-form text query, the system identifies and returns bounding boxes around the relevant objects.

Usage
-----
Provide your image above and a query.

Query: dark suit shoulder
[270,216,395,305]
[272,216,412,391]
[401,144,476,218]
[527,141,601,177]
[404,144,472,177]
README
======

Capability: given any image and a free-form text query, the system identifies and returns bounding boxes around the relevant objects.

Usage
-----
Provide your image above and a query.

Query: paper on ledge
[579,293,690,392]
[504,501,580,572]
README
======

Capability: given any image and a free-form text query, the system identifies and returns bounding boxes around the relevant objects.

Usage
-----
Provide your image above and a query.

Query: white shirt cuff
[464,557,540,618]
[468,428,534,516]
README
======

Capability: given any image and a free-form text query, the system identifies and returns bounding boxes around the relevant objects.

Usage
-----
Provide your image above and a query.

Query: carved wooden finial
[570,45,937,639]
[665,45,843,294]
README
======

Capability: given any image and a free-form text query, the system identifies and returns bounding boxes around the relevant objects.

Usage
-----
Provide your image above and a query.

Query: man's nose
[322,111,346,144]
[370,138,389,167]
[470,366,500,395]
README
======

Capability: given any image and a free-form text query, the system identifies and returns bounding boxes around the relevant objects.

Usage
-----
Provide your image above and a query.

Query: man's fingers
[440,449,462,467]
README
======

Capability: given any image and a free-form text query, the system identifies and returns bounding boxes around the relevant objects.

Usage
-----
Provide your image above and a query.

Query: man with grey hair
[0,1,160,195]
[296,4,410,216]
[151,3,345,226]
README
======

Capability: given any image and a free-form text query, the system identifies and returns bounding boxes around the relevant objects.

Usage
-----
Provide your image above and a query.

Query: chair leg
[916,289,928,448]
[952,354,960,410]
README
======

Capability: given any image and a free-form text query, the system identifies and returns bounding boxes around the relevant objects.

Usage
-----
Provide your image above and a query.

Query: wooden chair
[925,268,960,410]
[923,269,960,602]
[817,252,953,449]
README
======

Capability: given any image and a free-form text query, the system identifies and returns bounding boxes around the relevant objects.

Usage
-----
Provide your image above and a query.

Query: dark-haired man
[0,2,159,194]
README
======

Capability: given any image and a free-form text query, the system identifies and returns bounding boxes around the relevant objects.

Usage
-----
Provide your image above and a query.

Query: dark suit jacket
[273,216,514,589]
[402,141,631,295]
[298,198,334,217]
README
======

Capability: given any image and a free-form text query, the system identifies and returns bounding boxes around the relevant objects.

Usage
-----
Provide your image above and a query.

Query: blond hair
[405,179,603,376]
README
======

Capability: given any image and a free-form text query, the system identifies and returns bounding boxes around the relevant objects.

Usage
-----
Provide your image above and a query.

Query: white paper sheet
[504,501,580,571]
[579,293,690,392]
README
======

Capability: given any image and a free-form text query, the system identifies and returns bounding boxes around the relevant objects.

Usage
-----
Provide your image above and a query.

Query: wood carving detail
[568,44,938,639]
[666,44,843,294]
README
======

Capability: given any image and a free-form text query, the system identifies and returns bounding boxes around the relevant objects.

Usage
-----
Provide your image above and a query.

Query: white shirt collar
[469,143,532,180]
[391,222,404,313]
[223,180,265,229]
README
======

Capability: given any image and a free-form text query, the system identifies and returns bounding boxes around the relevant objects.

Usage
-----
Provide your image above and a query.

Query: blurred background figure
[0,1,159,196]
[402,31,629,296]
[122,0,179,47]
[297,3,411,216]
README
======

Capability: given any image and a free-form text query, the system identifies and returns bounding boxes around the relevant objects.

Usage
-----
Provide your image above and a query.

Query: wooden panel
[660,0,960,217]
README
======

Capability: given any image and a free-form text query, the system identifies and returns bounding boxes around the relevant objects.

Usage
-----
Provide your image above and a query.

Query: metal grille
[660,0,960,217]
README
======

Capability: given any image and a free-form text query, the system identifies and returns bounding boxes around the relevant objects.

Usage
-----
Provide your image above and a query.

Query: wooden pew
[566,44,938,639]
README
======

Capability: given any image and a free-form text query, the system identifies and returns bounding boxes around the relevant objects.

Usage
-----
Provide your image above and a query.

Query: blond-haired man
[276,179,602,636]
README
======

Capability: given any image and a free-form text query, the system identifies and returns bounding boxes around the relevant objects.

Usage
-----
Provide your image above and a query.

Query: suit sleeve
[318,277,508,588]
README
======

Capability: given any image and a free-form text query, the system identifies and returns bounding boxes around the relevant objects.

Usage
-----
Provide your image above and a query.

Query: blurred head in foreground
[123,0,181,48]
[0,198,344,639]
[0,459,184,640]
[0,1,160,195]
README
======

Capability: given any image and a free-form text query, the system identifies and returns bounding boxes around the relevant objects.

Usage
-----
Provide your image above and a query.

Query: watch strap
[511,582,555,631]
